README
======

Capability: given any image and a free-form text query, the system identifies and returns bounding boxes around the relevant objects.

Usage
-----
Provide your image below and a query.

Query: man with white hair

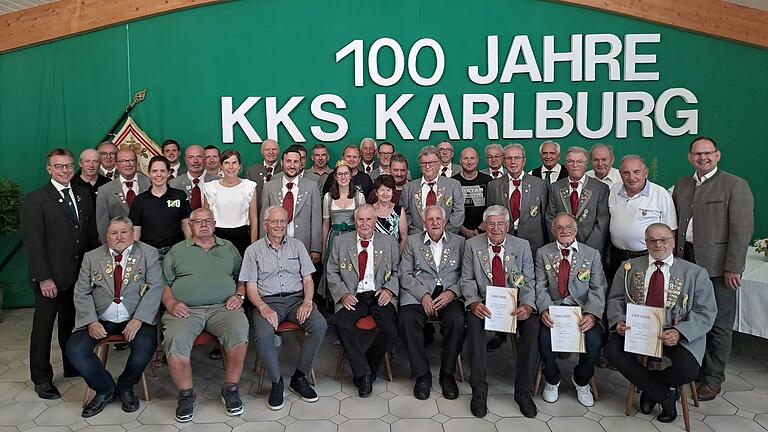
[480,143,505,179]
[359,137,379,174]
[530,141,568,185]
[586,144,621,187]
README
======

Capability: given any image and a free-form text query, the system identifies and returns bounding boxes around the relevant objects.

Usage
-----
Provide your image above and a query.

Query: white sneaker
[572,376,594,407]
[542,380,560,403]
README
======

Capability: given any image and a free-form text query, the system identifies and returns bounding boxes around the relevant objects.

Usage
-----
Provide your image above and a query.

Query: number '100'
[335,38,445,87]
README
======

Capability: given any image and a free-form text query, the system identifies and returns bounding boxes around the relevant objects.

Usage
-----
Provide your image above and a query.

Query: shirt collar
[265,161,278,170]
[544,163,561,174]
[556,241,579,252]
[487,236,505,250]
[509,172,524,182]
[618,179,652,198]
[421,176,439,186]
[356,233,374,244]
[648,254,674,268]
[569,174,587,185]
[50,179,70,191]
[110,244,133,259]
[282,174,297,187]
[693,166,718,183]
[423,232,447,246]
[185,236,226,247]
[267,236,287,250]
[187,171,203,182]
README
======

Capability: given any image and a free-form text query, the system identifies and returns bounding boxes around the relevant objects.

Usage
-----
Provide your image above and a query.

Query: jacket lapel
[46,184,79,224]
[293,180,307,214]
[348,240,360,277]
[559,185,571,213]
[420,241,438,272]
[575,184,593,218]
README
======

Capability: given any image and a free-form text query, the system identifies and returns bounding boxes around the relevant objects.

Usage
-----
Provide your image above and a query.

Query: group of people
[20,135,754,424]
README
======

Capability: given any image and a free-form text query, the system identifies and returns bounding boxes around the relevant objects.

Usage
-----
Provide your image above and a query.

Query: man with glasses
[161,208,249,421]
[21,148,99,399]
[97,141,118,179]
[400,146,465,234]
[545,146,609,253]
[605,223,716,423]
[436,141,462,177]
[672,136,754,401]
[480,143,505,179]
[96,149,150,243]
[370,141,398,180]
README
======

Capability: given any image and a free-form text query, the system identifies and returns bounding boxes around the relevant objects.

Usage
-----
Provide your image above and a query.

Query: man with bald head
[97,141,118,180]
[586,144,621,188]
[72,148,110,202]
[170,144,219,210]
[453,147,491,239]
[96,149,150,242]
[437,141,462,177]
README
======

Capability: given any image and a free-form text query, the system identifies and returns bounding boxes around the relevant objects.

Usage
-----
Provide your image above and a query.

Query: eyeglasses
[645,237,673,246]
[689,151,717,158]
[190,219,214,226]
[438,148,454,153]
[98,152,116,157]
[419,160,440,167]
[116,159,137,165]
[553,225,576,232]
[504,156,525,161]
[487,155,502,159]
[335,172,351,177]
[566,160,587,166]
[485,222,508,229]
[51,163,75,170]
[266,219,288,225]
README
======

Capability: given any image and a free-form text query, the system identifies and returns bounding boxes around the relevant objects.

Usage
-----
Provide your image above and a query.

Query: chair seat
[276,322,302,332]
[355,316,377,331]
[193,331,218,346]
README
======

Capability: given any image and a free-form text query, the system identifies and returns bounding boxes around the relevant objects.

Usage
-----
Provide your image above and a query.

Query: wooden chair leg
[335,348,345,381]
[625,383,636,416]
[384,353,394,382]
[533,361,543,396]
[257,364,265,394]
[590,377,600,402]
[140,373,150,401]
[310,369,317,386]
[690,382,700,407]
[680,384,691,431]
[456,353,464,382]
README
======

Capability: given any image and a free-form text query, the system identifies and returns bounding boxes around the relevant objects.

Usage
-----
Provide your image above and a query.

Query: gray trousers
[252,292,328,384]
[701,276,736,387]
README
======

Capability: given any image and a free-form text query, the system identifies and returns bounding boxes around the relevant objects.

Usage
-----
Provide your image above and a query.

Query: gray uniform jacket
[487,173,549,253]
[95,174,150,242]
[260,176,322,253]
[460,234,536,310]
[399,231,466,306]
[325,232,400,312]
[400,176,465,234]
[546,176,609,252]
[73,241,164,330]
[169,172,220,203]
[534,241,606,321]
[606,256,717,364]
[245,163,282,205]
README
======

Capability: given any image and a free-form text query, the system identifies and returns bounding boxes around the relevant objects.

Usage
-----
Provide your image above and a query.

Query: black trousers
[604,332,699,403]
[606,244,648,283]
[214,225,250,257]
[30,289,77,385]
[335,291,398,378]
[399,300,465,378]
[466,311,540,395]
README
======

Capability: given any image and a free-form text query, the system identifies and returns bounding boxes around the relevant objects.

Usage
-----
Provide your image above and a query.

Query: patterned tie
[558,248,571,298]
[60,188,78,220]
[569,181,579,217]
[358,240,369,281]
[492,170,500,178]
[266,166,273,182]
[366,164,372,173]
[113,253,123,304]
[510,179,521,222]
[191,178,202,210]
[125,181,136,208]
[646,261,665,307]
[106,170,114,179]
[283,182,295,222]
[441,166,448,176]
[425,182,436,207]
[491,245,505,287]
[544,170,552,184]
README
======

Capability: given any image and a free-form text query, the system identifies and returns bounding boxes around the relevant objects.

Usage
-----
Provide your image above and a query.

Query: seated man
[240,205,327,411]
[605,223,716,423]
[66,216,163,418]
[326,204,400,397]
[534,212,607,407]
[399,205,466,400]
[461,205,540,418]
[161,208,249,422]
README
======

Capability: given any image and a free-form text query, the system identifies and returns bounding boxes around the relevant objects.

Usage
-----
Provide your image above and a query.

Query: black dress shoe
[639,391,656,414]
[413,374,431,400]
[657,387,679,423]
[118,388,140,413]
[34,383,61,400]
[358,374,373,398]
[514,391,538,418]
[439,373,459,400]
[82,392,115,418]
[470,393,488,418]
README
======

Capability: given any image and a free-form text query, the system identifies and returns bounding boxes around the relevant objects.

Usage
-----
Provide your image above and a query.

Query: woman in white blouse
[203,149,258,256]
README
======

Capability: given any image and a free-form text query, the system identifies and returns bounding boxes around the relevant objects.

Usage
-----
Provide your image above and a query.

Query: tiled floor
[0,308,766,431]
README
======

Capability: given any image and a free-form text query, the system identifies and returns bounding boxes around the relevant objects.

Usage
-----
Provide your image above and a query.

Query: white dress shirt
[586,167,621,188]
[51,179,79,218]
[420,177,439,209]
[685,167,718,242]
[642,254,674,306]
[100,245,133,323]
[356,234,376,293]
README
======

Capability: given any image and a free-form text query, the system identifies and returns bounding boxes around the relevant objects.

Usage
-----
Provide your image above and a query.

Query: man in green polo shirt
[161,208,249,422]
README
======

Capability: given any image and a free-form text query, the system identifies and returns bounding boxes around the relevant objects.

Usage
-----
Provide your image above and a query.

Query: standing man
[480,143,505,179]
[453,147,492,239]
[326,205,400,397]
[21,148,99,399]
[261,148,322,263]
[204,145,223,178]
[96,149,150,242]
[66,217,163,417]
[309,144,333,186]
[399,206,466,400]
[359,137,379,174]
[97,141,118,180]
[170,145,219,210]
[607,155,677,281]
[545,146,609,253]
[586,144,621,187]
[322,145,374,198]
[461,205,539,418]
[245,139,282,198]
[72,148,110,202]
[530,141,568,185]
[437,141,462,177]
[370,153,410,204]
[401,146,465,234]
[162,139,184,178]
[369,141,394,180]
[605,223,716,423]
[672,136,754,401]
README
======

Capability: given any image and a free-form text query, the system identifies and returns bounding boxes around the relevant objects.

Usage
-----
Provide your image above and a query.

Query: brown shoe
[696,383,721,401]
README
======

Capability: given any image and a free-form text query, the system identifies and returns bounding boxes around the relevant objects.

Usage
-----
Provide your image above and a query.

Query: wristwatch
[234,293,245,301]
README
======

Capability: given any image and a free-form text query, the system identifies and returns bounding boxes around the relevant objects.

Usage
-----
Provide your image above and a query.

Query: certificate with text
[484,286,518,333]
[624,303,664,357]
[549,306,585,353]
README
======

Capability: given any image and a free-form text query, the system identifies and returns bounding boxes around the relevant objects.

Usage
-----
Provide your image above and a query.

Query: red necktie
[266,166,273,182]
[558,248,571,298]
[358,240,369,281]
[366,165,372,173]
[646,261,664,307]
[283,182,295,222]
[569,181,579,217]
[106,170,114,179]
[125,181,136,208]
[191,178,202,210]
[492,170,500,178]
[441,166,448,176]
[491,245,505,286]
[113,253,123,304]
[510,179,521,222]
[425,182,436,207]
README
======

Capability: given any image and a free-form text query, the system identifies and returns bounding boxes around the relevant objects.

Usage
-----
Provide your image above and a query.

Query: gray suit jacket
[73,241,164,329]
[546,177,609,252]
[607,256,717,364]
[169,172,219,203]
[460,234,536,310]
[534,241,606,321]
[260,177,322,253]
[326,231,400,312]
[400,176,465,234]
[399,232,466,306]
[245,163,282,204]
[487,173,549,253]
[95,174,150,242]
[672,170,754,277]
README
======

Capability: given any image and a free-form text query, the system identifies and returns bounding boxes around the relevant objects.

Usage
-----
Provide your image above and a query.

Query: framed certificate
[624,303,664,357]
[484,285,518,333]
[549,305,585,353]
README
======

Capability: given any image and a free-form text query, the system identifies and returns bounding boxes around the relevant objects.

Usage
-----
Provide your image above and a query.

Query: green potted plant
[0,177,23,321]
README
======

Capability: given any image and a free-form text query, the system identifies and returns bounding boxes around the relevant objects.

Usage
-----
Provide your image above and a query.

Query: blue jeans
[65,320,157,395]
[538,322,603,386]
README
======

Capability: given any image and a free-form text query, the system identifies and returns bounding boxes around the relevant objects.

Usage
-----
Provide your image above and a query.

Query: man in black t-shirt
[452,147,492,239]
